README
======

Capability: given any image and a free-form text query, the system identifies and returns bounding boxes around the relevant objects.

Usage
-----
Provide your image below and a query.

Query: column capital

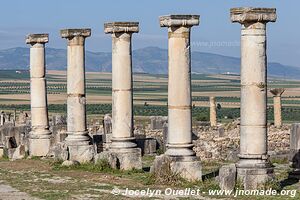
[270,88,285,97]
[104,22,139,34]
[230,7,277,24]
[159,15,199,27]
[60,28,91,38]
[26,34,49,44]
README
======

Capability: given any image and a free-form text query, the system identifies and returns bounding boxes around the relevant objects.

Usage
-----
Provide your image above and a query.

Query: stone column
[210,97,217,127]
[104,22,142,170]
[152,15,201,181]
[270,88,285,128]
[231,7,277,189]
[60,29,94,162]
[26,34,51,156]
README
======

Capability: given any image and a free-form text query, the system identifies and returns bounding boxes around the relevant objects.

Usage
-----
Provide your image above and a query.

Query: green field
[1,70,300,122]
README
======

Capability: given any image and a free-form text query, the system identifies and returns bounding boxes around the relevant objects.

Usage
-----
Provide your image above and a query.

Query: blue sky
[0,0,299,67]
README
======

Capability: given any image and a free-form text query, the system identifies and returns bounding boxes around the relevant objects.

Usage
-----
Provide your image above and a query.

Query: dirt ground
[0,157,299,200]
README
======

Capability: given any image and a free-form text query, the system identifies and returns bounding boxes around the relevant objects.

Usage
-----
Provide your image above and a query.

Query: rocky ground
[146,120,291,162]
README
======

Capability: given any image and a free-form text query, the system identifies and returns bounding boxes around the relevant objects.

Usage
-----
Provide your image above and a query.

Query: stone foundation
[151,154,202,181]
[96,148,142,170]
[29,138,51,157]
[68,145,95,163]
[237,167,274,189]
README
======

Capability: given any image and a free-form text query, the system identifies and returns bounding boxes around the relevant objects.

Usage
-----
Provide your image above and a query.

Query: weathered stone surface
[47,142,69,161]
[151,154,202,181]
[0,145,4,158]
[231,7,277,189]
[61,28,93,163]
[136,137,157,155]
[94,151,118,169]
[218,164,237,190]
[103,114,112,134]
[149,116,168,130]
[159,15,200,27]
[237,167,274,190]
[104,22,139,33]
[60,29,91,38]
[290,123,300,163]
[68,145,94,163]
[230,7,277,23]
[62,160,80,167]
[52,115,67,126]
[6,144,26,160]
[210,97,217,127]
[270,88,285,128]
[112,148,142,170]
[27,34,51,157]
[26,33,48,44]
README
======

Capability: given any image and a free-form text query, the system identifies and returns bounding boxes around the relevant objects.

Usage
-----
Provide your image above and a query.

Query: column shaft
[111,33,133,140]
[30,43,49,130]
[210,97,217,127]
[168,26,192,149]
[240,22,267,157]
[66,37,87,135]
[273,96,282,127]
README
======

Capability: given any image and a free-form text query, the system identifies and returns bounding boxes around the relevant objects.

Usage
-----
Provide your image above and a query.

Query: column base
[110,137,137,149]
[236,158,274,189]
[29,130,51,157]
[65,131,91,146]
[165,143,196,157]
[151,154,202,181]
[65,131,94,163]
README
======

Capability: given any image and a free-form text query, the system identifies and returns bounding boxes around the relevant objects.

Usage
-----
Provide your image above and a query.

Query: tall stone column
[210,97,217,127]
[26,34,51,156]
[152,15,201,181]
[60,29,94,162]
[270,88,285,128]
[104,22,142,170]
[231,8,277,189]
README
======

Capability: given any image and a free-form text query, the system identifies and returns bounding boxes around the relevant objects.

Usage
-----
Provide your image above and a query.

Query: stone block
[29,138,51,157]
[150,116,168,130]
[103,114,112,134]
[290,123,300,164]
[151,154,202,181]
[62,160,80,167]
[237,167,274,190]
[0,145,4,158]
[110,148,142,170]
[136,137,157,155]
[5,144,26,160]
[47,142,69,161]
[94,151,118,169]
[218,164,236,190]
[52,115,67,126]
[68,145,95,163]
[102,133,112,143]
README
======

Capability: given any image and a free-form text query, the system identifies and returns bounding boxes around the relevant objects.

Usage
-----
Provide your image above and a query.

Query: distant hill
[0,46,299,79]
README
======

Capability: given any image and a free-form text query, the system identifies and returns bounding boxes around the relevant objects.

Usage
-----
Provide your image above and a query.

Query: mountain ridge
[0,46,298,79]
